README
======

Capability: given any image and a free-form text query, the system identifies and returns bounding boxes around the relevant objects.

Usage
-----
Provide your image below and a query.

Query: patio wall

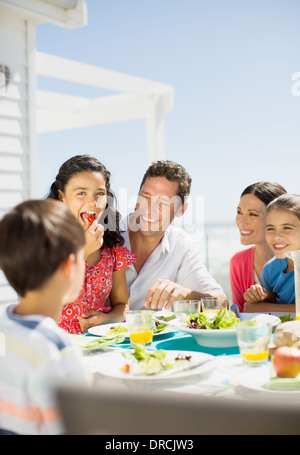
[0,8,35,305]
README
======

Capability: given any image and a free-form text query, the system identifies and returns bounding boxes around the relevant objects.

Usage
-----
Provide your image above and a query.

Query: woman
[230,182,286,313]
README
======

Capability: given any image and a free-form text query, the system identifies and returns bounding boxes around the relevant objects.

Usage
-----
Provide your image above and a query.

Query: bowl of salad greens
[155,309,240,347]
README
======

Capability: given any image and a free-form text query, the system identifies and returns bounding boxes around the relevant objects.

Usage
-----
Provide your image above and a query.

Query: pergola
[0,0,174,306]
[36,51,174,163]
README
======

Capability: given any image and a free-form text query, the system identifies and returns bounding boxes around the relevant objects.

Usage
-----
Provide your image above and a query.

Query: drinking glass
[236,322,272,366]
[172,300,201,322]
[201,297,229,314]
[125,310,155,346]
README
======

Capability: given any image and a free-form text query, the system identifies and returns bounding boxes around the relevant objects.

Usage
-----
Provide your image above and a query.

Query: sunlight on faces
[266,209,300,259]
[129,177,186,234]
[133,194,183,233]
[236,194,268,246]
[58,171,107,231]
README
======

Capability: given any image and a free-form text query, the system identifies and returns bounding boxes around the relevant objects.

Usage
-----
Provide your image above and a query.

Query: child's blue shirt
[260,257,295,305]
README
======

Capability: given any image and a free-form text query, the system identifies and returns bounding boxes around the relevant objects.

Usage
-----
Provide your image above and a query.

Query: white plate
[236,367,300,402]
[88,349,214,381]
[240,313,281,327]
[88,321,174,338]
[153,317,238,348]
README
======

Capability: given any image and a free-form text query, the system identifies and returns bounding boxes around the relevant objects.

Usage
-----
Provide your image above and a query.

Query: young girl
[48,155,137,334]
[230,182,286,312]
[243,193,299,313]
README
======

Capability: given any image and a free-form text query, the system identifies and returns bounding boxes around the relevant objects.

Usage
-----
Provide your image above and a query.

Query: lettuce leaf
[186,309,239,330]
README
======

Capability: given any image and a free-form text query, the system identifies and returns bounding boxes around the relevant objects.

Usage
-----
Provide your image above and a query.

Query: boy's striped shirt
[0,305,90,435]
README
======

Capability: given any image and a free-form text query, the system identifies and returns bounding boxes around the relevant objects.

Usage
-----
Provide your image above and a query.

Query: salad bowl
[171,320,238,347]
[154,310,281,348]
[154,312,239,348]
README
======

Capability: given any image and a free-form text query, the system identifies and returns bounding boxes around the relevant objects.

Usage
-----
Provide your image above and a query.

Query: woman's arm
[78,269,129,332]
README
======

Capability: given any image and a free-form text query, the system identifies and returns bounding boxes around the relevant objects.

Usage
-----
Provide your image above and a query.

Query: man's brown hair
[139,160,192,204]
[0,199,85,297]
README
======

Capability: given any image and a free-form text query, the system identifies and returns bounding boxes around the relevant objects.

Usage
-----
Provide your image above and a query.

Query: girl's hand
[243,284,268,303]
[84,221,104,259]
[78,310,106,333]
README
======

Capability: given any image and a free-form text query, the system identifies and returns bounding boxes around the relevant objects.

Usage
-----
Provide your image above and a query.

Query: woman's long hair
[47,155,124,248]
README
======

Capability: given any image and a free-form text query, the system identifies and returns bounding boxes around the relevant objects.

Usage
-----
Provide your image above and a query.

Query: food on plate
[106,318,171,338]
[120,345,192,376]
[272,346,300,378]
[273,320,300,349]
[107,325,129,336]
[155,313,176,322]
[185,309,239,330]
[279,313,294,323]
[153,320,167,333]
[153,313,175,333]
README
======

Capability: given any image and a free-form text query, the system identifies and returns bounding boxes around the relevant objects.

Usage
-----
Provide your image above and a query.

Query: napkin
[70,333,126,349]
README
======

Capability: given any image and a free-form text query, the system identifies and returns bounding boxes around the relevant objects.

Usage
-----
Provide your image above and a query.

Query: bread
[273,320,300,349]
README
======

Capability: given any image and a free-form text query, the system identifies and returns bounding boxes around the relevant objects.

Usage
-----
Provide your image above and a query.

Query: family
[45,155,297,334]
[4,155,300,334]
[0,154,299,434]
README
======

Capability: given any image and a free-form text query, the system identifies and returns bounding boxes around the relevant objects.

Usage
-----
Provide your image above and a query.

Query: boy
[0,199,90,435]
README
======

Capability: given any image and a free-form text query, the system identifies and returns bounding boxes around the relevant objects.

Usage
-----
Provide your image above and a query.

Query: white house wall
[0,9,33,305]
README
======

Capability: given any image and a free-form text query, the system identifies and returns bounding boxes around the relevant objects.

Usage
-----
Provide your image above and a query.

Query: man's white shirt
[120,217,225,310]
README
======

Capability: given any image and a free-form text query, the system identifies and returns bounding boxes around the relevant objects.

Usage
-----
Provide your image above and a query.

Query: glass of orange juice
[236,321,272,367]
[125,310,155,346]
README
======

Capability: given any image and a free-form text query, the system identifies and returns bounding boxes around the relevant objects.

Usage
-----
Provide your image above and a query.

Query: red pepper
[124,364,131,374]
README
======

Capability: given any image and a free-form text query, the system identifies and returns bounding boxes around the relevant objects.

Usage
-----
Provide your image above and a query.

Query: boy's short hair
[139,160,192,204]
[0,199,85,297]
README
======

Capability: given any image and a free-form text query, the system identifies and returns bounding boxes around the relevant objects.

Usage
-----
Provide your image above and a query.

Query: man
[121,160,226,310]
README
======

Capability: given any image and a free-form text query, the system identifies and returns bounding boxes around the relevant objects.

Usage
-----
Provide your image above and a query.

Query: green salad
[186,309,239,330]
[107,325,128,336]
[107,313,175,336]
[120,344,191,376]
[153,312,175,333]
[279,313,294,323]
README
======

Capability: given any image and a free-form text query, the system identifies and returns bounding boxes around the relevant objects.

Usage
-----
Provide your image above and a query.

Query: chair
[56,384,300,435]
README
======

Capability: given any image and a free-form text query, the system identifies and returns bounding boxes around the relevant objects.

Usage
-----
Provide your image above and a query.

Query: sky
[36,0,300,225]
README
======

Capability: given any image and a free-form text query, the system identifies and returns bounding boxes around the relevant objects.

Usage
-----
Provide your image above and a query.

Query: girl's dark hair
[241,182,287,206]
[0,199,85,297]
[47,155,124,248]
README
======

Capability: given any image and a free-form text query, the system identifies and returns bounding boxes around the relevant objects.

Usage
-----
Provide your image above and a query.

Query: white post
[26,20,37,198]
[146,96,166,163]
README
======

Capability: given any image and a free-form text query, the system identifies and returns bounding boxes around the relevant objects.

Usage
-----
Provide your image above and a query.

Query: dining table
[73,311,300,405]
